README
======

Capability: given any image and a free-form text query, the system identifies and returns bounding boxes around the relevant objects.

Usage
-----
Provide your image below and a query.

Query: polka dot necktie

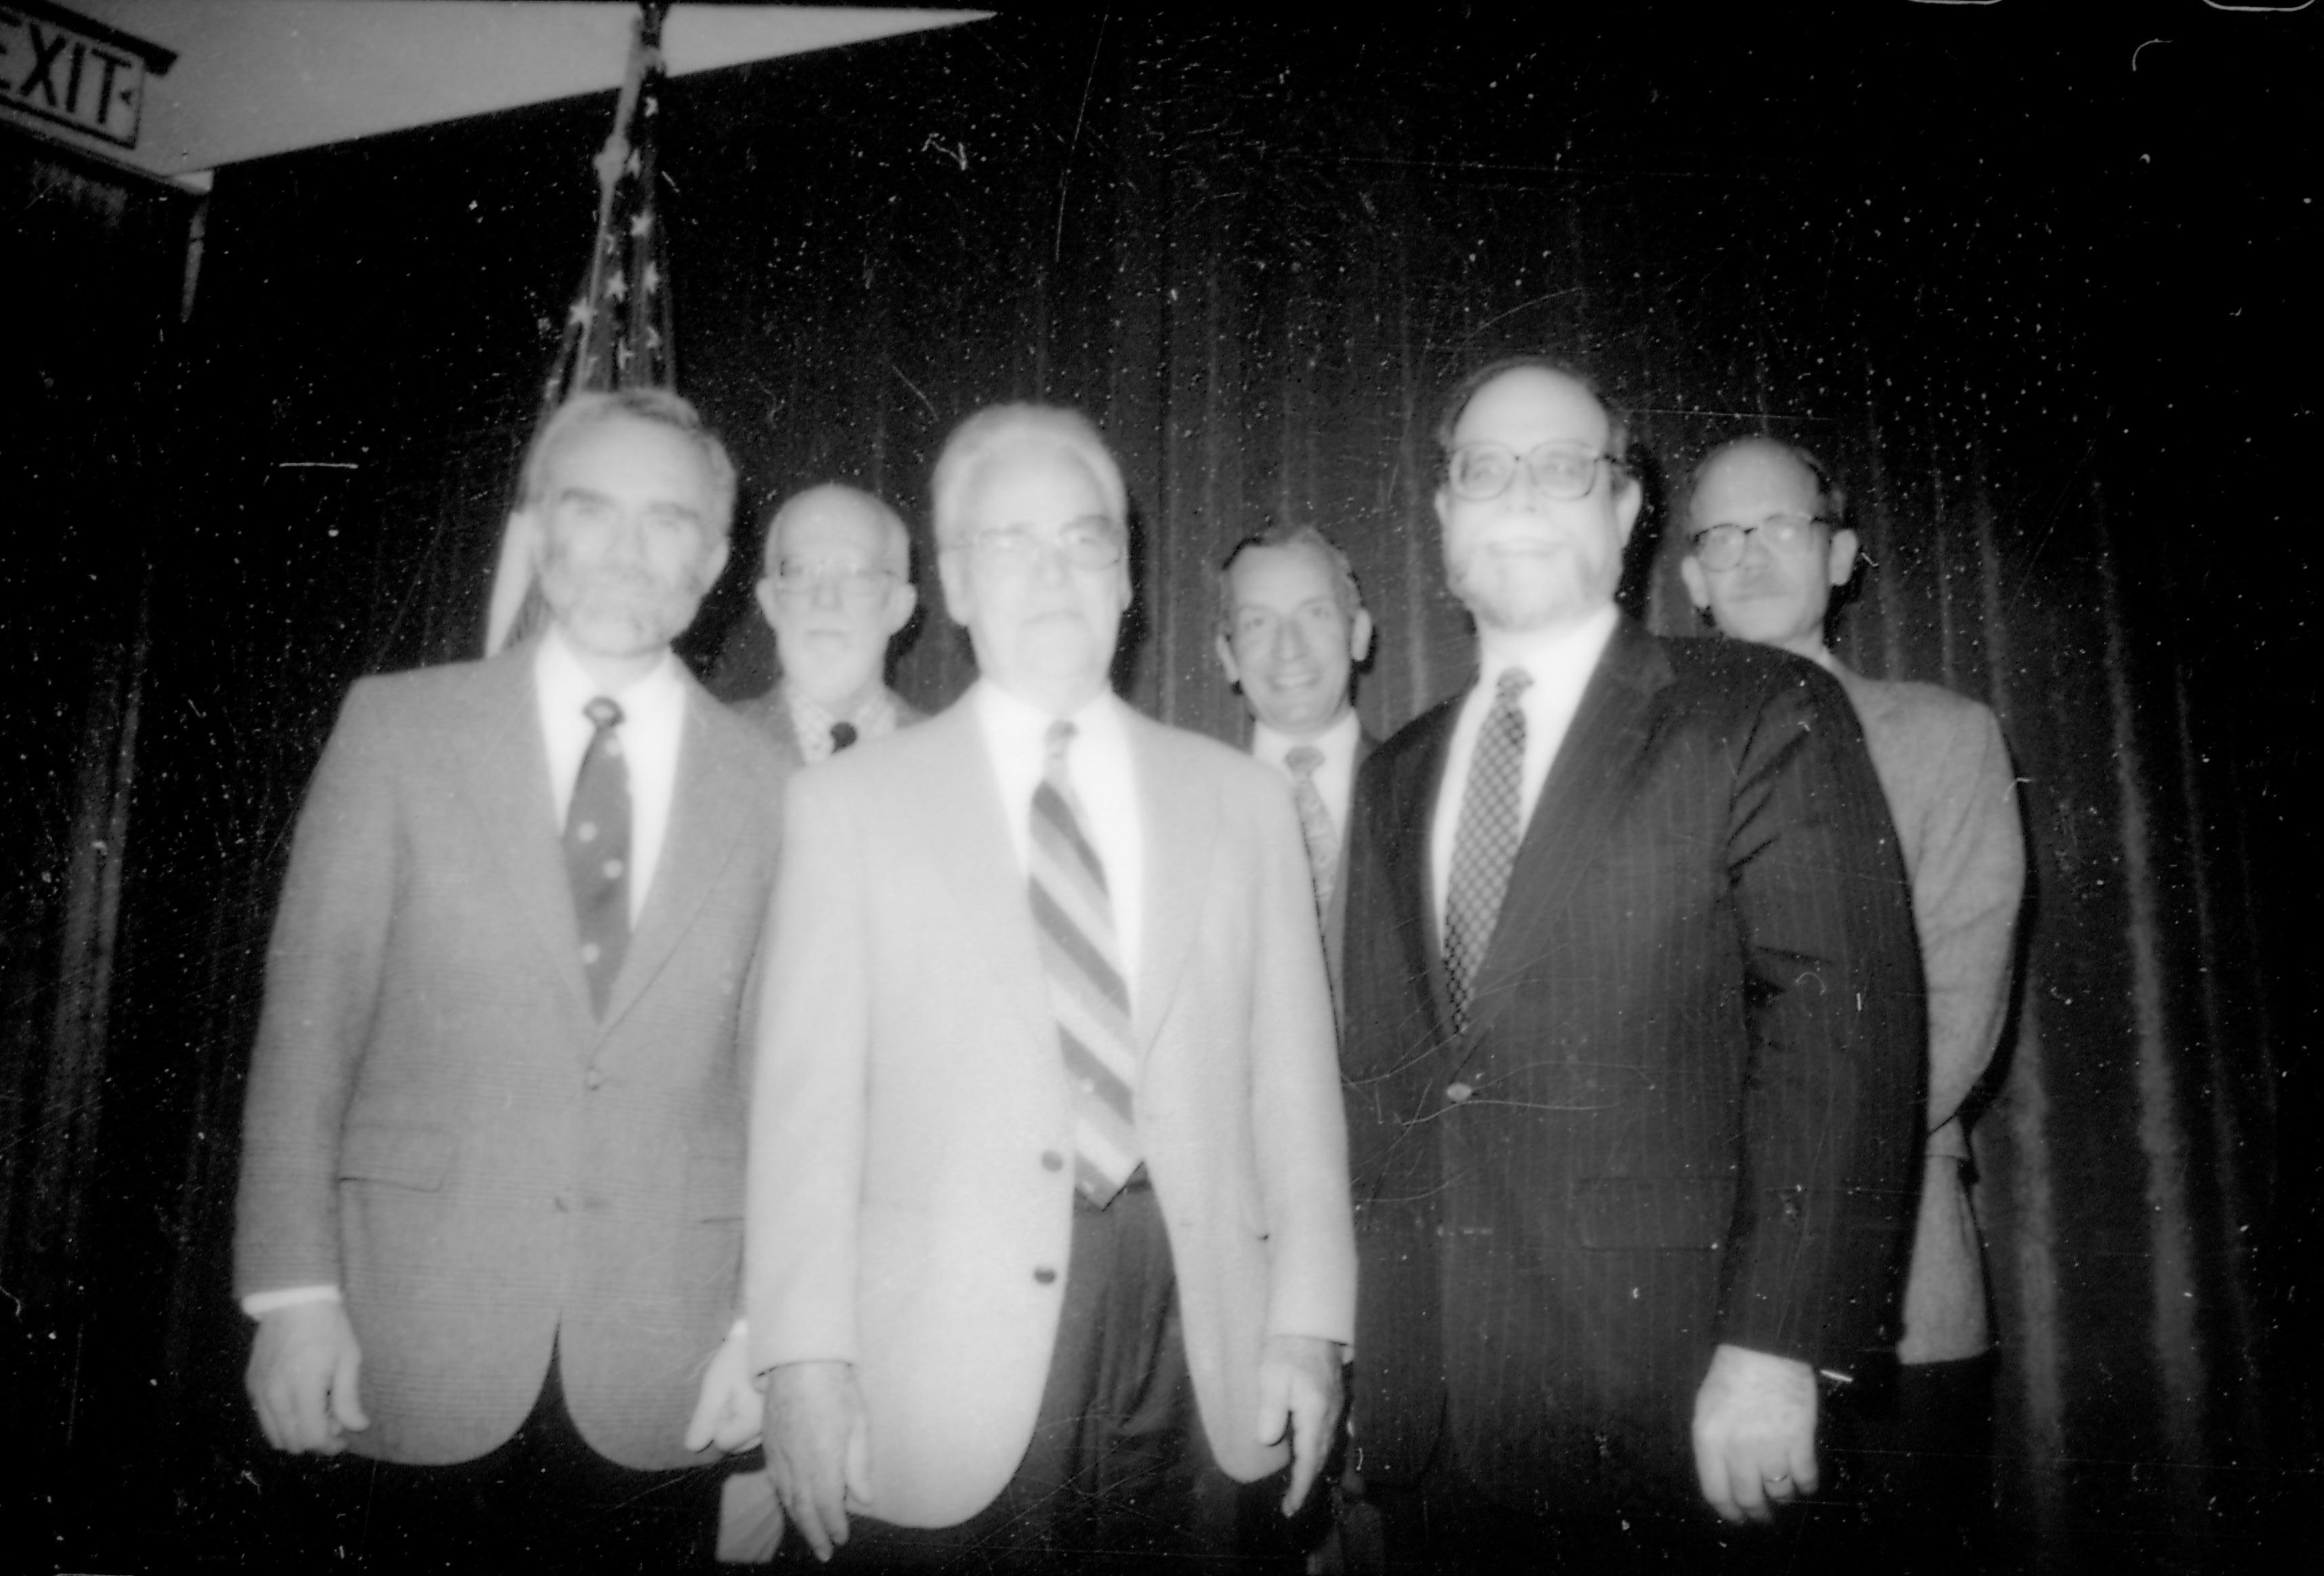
[1284,744,1338,914]
[564,697,631,1017]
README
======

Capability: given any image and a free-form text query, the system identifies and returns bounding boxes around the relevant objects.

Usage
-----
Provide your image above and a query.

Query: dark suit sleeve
[233,679,401,1297]
[1717,670,1926,1367]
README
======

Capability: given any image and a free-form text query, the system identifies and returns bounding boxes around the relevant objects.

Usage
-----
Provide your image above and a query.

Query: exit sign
[0,2,173,150]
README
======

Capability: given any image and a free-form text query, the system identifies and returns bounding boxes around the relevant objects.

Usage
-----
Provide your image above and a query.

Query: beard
[542,563,702,658]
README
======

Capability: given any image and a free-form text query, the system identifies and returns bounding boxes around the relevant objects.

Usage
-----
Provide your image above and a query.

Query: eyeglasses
[1685,513,1836,572]
[960,517,1125,571]
[771,561,897,603]
[1445,442,1622,502]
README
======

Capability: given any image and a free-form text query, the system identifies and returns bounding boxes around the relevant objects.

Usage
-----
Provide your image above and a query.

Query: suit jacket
[731,680,925,770]
[1828,661,2024,1364]
[1340,620,1925,1514]
[234,642,791,1469]
[1318,729,1377,1011]
[746,693,1357,1529]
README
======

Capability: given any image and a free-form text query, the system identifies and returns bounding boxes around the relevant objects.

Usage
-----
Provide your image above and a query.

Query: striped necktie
[1285,744,1338,914]
[1028,720,1141,1206]
[1443,667,1530,1033]
[564,696,631,1017]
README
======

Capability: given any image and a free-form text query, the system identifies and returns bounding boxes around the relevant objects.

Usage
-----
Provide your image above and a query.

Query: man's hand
[1691,1342,1820,1525]
[246,1300,369,1455]
[1253,1334,1345,1517]
[683,1323,765,1454]
[762,1361,872,1562]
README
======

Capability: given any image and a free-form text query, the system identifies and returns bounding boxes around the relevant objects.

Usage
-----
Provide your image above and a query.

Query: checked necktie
[1443,667,1531,1034]
[564,696,632,1017]
[1028,720,1142,1206]
[1284,744,1338,915]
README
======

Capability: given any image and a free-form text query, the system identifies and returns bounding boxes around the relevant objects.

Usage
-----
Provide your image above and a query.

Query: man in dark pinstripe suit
[1339,357,1926,1567]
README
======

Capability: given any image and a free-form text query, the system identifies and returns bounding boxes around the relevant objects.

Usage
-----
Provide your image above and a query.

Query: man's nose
[809,573,846,610]
[1272,617,1309,662]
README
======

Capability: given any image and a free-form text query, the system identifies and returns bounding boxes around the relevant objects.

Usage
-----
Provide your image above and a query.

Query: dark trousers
[280,1342,731,1573]
[1828,1352,1998,1573]
[842,1184,1322,1574]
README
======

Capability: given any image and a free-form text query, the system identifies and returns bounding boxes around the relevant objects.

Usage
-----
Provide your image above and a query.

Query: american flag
[485,0,677,655]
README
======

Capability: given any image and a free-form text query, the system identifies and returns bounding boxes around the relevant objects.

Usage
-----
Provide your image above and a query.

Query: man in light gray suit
[734,484,923,764]
[1683,435,2025,1571]
[234,388,788,1568]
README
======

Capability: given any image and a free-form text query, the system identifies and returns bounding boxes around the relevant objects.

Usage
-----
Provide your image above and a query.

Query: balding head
[754,483,918,715]
[1680,437,1857,661]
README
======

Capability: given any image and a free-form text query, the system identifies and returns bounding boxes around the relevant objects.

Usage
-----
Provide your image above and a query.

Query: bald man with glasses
[1682,436,2025,1571]
[737,484,924,766]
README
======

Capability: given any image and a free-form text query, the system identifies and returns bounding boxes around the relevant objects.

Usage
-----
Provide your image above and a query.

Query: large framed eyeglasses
[963,517,1125,571]
[772,561,897,603]
[1446,442,1622,501]
[1685,514,1836,572]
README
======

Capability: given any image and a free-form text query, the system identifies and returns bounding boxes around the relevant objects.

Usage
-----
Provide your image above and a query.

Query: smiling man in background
[1215,521,1376,1001]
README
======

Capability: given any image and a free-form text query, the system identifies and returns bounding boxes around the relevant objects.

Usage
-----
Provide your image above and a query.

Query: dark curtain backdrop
[2,5,2312,1571]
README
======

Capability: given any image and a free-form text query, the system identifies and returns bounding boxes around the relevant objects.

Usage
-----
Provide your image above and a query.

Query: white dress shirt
[1429,603,1619,931]
[974,678,1145,1009]
[536,627,687,926]
[244,630,693,1318]
[1252,705,1362,849]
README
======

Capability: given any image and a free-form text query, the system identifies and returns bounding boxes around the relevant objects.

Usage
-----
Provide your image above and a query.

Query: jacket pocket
[688,1147,745,1221]
[1573,1177,1735,1251]
[337,1123,455,1191]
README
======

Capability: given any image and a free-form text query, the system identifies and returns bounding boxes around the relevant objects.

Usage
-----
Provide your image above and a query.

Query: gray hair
[520,387,739,538]
[1684,437,1848,533]
[929,403,1127,548]
[761,483,912,577]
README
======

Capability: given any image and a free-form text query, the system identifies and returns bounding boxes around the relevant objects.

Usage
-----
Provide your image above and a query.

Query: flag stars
[630,211,654,241]
[567,299,593,330]
[605,269,629,303]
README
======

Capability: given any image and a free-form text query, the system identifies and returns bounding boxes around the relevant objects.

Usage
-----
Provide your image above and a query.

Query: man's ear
[880,577,919,636]
[1350,607,1375,665]
[1215,630,1242,689]
[1613,471,1645,544]
[1678,553,1713,613]
[754,576,782,630]
[1828,528,1861,589]
[936,547,975,628]
[513,508,546,573]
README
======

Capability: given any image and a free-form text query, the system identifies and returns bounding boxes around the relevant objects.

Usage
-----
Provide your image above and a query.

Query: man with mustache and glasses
[1338,357,1924,1567]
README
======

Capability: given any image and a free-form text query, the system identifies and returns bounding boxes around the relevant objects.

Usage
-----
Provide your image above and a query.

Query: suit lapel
[1388,703,1461,1036]
[1465,621,1671,1041]
[602,676,752,1033]
[451,644,596,1023]
[920,701,1058,1051]
[1126,711,1213,1059]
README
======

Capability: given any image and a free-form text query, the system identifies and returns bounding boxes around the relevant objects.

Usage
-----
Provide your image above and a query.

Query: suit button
[1033,1267,1058,1286]
[554,1194,572,1212]
[1445,1081,1473,1103]
[1040,1150,1064,1172]
[584,1067,605,1089]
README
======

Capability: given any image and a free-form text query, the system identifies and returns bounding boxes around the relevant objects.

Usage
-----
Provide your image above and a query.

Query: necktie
[830,720,858,753]
[1443,668,1531,1033]
[565,697,632,1017]
[1284,744,1338,913]
[1028,720,1140,1205]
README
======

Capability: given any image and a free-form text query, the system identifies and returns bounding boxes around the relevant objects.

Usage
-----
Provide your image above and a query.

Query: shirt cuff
[242,1284,341,1319]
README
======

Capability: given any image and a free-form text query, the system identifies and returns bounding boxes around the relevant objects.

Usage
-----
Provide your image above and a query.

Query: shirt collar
[1475,601,1620,691]
[1252,705,1360,772]
[537,625,683,713]
[974,677,1124,758]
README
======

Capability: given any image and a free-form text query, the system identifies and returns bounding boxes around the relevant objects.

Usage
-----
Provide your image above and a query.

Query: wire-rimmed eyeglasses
[1445,442,1623,502]
[1685,513,1837,572]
